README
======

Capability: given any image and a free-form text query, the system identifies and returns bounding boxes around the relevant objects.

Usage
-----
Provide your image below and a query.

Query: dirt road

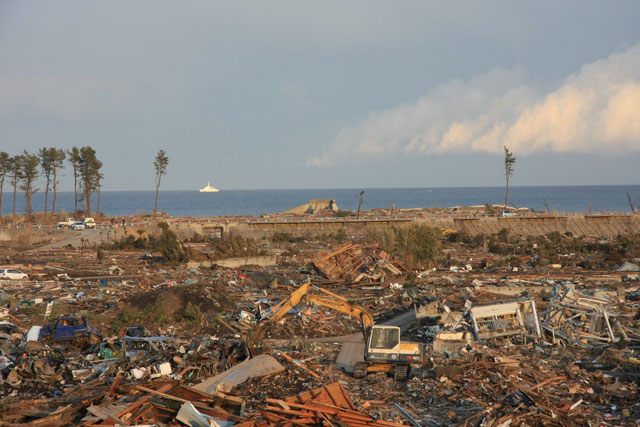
[29,229,105,251]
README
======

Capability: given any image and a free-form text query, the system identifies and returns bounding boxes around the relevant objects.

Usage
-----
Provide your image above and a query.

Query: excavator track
[393,364,410,381]
[353,362,368,379]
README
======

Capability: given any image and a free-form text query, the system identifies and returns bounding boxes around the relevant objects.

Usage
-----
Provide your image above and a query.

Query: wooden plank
[286,382,355,410]
[268,400,368,421]
[108,373,123,395]
[87,403,130,421]
[263,412,316,426]
[319,383,355,410]
[281,352,321,379]
[116,383,173,417]
[265,405,317,418]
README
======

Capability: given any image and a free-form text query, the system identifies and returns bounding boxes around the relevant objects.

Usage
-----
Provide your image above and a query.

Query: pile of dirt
[124,283,236,320]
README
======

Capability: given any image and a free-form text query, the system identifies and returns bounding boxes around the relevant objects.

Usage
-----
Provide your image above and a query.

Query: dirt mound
[124,283,236,320]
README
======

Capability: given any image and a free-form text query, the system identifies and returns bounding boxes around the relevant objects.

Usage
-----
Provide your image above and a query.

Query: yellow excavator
[245,282,425,380]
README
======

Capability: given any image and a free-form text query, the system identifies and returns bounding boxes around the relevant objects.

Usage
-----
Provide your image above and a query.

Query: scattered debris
[0,211,639,425]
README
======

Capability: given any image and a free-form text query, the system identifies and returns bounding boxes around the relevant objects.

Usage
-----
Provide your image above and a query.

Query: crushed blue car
[38,315,103,349]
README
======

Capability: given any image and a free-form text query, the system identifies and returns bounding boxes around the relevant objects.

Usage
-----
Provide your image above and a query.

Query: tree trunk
[12,183,16,219]
[97,185,101,215]
[504,176,510,208]
[73,168,78,217]
[154,181,160,218]
[44,176,50,217]
[0,177,4,222]
[52,170,58,215]
[85,188,91,216]
[25,187,32,217]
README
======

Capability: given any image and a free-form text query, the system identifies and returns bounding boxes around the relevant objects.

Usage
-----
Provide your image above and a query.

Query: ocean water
[1,185,639,218]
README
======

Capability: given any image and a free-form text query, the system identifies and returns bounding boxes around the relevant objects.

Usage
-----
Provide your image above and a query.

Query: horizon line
[3,183,639,193]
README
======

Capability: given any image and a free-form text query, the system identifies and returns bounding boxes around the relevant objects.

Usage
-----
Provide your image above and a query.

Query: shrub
[208,232,260,259]
[380,223,441,268]
[183,302,203,327]
[157,222,189,263]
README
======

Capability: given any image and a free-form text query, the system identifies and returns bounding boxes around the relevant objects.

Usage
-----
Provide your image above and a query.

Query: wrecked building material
[260,382,408,427]
[470,299,541,340]
[211,255,279,269]
[194,354,285,394]
[311,243,406,283]
[431,299,541,353]
[540,286,635,346]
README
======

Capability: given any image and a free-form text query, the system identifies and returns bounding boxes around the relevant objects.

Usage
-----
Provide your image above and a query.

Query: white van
[499,210,518,218]
[83,218,97,229]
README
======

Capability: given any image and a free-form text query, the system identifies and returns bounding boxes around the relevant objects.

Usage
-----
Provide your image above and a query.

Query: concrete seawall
[223,214,640,239]
[450,214,640,237]
[2,214,638,246]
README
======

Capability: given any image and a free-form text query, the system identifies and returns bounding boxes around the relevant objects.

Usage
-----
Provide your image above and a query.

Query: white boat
[199,182,219,193]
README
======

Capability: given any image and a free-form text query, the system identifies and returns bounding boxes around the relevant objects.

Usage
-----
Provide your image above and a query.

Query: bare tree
[504,146,516,208]
[0,152,9,221]
[153,149,169,218]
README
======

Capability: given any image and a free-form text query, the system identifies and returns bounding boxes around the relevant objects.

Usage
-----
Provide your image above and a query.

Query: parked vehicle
[500,210,518,218]
[83,217,96,229]
[72,221,85,230]
[57,217,76,227]
[0,269,28,280]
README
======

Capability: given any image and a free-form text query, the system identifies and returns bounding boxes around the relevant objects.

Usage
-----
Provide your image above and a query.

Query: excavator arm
[264,281,312,323]
[305,294,374,332]
[245,282,374,356]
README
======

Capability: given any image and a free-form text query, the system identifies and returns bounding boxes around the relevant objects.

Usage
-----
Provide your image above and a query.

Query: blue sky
[1,1,639,190]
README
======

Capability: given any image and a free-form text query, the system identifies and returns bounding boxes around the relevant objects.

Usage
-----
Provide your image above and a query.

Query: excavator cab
[365,326,403,362]
[358,325,424,380]
[369,326,399,349]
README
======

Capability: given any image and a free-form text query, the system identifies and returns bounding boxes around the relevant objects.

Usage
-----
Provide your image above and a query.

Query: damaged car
[37,315,102,349]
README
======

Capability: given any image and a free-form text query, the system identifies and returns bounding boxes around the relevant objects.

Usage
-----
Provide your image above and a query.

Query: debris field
[0,213,639,426]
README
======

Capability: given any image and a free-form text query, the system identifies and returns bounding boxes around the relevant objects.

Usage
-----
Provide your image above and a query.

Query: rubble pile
[541,286,640,347]
[312,243,406,283]
[0,215,639,425]
[421,344,640,425]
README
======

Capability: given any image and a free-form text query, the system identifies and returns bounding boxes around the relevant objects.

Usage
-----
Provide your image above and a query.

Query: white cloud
[0,75,131,120]
[308,42,640,166]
